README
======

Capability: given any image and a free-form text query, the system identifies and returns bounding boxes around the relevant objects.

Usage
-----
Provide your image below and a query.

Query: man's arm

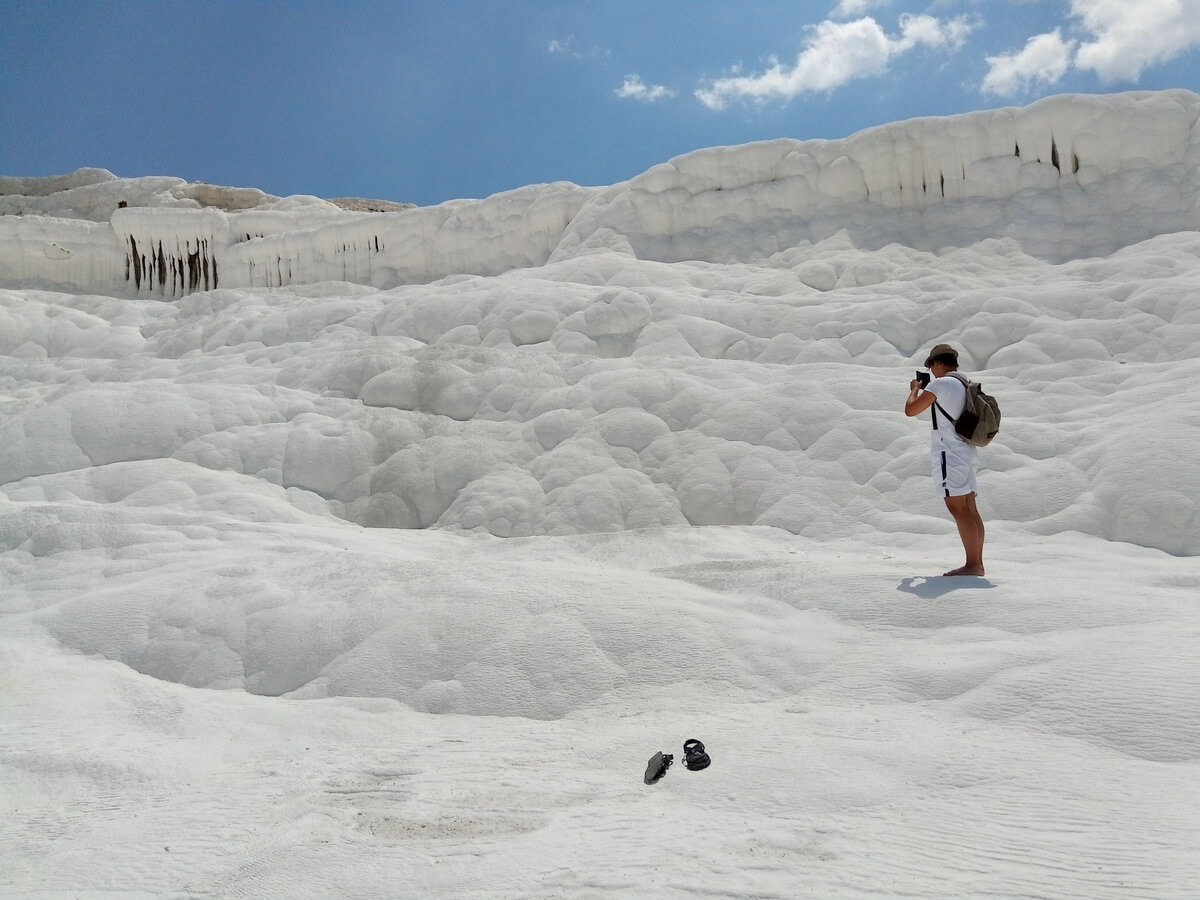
[904,380,939,417]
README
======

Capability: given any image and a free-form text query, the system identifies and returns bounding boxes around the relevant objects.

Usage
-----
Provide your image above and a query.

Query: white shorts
[932,445,978,498]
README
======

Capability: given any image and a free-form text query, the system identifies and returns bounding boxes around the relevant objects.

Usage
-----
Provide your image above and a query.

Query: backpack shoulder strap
[933,399,956,424]
[934,371,968,423]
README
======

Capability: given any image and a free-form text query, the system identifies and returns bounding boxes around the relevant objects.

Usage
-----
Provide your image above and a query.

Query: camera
[916,370,931,388]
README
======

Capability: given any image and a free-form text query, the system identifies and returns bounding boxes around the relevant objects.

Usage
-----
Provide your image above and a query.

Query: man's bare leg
[943,492,985,576]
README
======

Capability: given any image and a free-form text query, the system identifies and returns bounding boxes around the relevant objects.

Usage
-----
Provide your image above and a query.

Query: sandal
[683,739,710,771]
[644,751,673,785]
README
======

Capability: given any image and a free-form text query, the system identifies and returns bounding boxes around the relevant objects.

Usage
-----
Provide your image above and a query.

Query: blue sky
[3,1,1199,206]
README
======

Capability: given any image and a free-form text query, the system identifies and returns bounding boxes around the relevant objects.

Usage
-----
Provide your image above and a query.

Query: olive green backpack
[935,372,1001,447]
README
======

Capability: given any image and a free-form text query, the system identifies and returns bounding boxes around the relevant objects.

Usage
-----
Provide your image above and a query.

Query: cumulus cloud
[982,29,1076,96]
[1071,0,1200,81]
[982,0,1200,96]
[894,13,974,51]
[832,0,890,16]
[695,14,973,110]
[616,75,676,103]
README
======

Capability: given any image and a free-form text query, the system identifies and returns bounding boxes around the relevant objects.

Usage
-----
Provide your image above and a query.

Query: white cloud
[616,75,676,103]
[832,0,890,17]
[893,13,975,52]
[982,28,1076,96]
[548,35,610,61]
[980,0,1200,96]
[695,14,974,110]
[1070,0,1200,81]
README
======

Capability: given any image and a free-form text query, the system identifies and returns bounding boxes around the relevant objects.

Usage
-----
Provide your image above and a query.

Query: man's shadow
[897,576,996,599]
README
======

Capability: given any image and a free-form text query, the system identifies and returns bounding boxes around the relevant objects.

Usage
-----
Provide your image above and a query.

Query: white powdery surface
[2,90,1199,898]
[2,233,1198,553]
[2,527,1198,898]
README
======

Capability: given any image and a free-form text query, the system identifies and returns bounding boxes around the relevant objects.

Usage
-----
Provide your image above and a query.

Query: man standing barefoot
[904,344,986,576]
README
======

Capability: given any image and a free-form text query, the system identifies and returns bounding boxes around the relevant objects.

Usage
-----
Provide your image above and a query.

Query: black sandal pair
[644,739,710,784]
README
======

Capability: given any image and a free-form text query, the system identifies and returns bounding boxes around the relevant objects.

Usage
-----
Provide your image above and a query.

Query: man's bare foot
[943,565,985,577]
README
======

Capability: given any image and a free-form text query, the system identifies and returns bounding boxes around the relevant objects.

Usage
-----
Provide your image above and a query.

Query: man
[904,343,985,576]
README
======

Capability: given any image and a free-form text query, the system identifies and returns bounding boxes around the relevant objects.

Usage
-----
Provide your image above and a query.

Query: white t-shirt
[926,374,969,451]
